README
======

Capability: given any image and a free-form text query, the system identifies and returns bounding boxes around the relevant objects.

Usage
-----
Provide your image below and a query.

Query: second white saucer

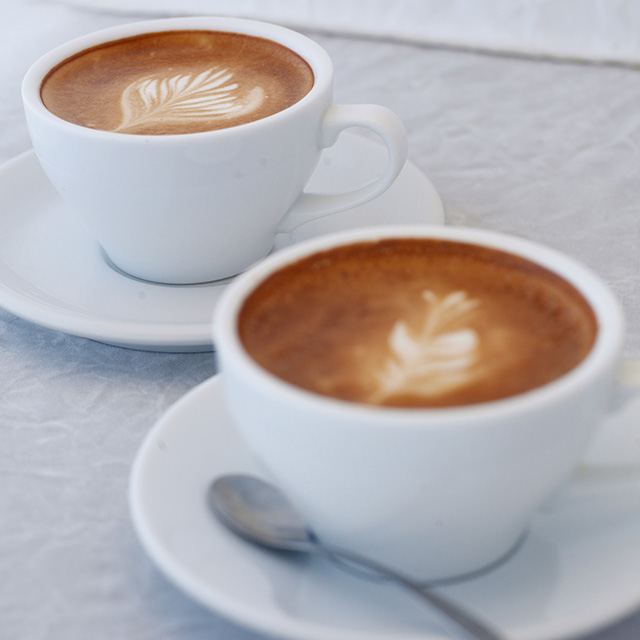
[0,132,443,351]
[129,375,640,640]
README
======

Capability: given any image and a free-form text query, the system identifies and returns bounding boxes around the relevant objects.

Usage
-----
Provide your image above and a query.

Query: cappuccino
[40,30,314,135]
[239,239,598,407]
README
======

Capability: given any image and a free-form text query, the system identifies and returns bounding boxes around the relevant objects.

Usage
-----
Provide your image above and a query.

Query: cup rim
[21,16,332,140]
[213,225,625,423]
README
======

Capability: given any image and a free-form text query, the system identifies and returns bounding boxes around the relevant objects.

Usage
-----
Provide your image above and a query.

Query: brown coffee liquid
[41,30,314,135]
[239,239,598,408]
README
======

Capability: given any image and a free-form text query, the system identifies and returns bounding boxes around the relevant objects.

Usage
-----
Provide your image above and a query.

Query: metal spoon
[208,474,504,640]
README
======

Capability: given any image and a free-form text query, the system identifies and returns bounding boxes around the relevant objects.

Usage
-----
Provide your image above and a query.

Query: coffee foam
[40,31,314,135]
[114,68,267,133]
[370,290,483,404]
[239,239,598,408]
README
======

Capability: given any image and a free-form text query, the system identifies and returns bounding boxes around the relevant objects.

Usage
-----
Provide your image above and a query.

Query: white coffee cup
[213,225,639,582]
[22,17,407,284]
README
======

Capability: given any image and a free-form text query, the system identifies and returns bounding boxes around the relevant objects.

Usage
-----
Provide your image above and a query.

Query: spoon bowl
[209,473,314,551]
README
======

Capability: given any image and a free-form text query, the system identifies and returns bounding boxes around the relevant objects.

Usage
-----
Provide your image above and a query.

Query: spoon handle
[314,543,504,640]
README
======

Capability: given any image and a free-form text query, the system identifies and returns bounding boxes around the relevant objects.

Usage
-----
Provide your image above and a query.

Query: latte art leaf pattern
[115,68,265,132]
[371,291,481,402]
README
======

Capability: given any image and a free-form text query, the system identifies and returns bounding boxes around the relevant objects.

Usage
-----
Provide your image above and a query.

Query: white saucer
[0,133,443,352]
[130,375,640,640]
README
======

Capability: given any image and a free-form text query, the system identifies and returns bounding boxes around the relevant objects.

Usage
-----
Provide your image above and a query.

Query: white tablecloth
[1,1,639,639]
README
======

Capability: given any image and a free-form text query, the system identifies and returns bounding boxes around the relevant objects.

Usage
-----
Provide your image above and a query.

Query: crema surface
[239,239,598,407]
[41,30,314,135]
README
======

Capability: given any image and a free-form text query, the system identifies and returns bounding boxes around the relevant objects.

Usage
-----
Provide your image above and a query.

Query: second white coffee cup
[213,225,635,582]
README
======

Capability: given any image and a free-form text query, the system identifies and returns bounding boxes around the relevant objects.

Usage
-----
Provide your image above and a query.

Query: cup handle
[611,357,640,411]
[562,357,640,488]
[276,104,408,234]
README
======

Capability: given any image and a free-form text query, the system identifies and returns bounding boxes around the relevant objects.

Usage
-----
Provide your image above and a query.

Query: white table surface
[1,2,639,639]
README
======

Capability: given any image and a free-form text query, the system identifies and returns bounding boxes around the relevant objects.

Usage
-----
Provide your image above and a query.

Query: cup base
[413,530,527,588]
[102,250,238,287]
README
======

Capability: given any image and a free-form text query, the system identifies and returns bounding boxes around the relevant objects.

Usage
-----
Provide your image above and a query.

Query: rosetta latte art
[370,290,481,403]
[114,68,265,132]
